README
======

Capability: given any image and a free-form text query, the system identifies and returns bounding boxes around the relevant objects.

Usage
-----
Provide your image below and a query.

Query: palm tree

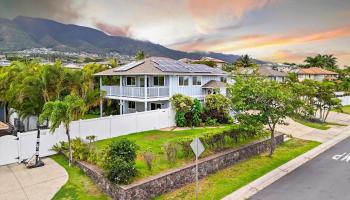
[135,50,145,61]
[304,54,338,70]
[39,95,85,166]
[234,55,256,68]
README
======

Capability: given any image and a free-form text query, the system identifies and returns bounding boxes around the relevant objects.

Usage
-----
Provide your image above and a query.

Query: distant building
[0,59,11,67]
[63,63,84,70]
[237,66,288,82]
[200,57,227,68]
[297,67,338,81]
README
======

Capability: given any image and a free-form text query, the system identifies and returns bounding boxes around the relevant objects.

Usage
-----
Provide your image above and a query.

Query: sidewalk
[223,112,350,200]
[0,158,68,200]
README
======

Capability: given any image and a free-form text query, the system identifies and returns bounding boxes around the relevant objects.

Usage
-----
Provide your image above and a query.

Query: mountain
[0,16,243,62]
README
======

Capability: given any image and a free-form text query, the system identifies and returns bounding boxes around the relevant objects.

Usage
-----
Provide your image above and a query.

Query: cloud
[172,25,350,52]
[94,22,131,37]
[185,0,277,32]
[0,0,84,23]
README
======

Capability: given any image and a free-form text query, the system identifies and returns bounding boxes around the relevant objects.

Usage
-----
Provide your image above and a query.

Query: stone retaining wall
[75,133,284,200]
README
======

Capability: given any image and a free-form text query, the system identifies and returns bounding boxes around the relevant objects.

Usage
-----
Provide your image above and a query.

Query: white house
[95,57,228,115]
[297,67,338,81]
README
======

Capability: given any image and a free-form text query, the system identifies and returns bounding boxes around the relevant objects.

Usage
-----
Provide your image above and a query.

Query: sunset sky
[0,0,349,66]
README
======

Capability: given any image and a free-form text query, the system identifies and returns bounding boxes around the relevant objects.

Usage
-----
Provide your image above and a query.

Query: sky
[0,0,349,66]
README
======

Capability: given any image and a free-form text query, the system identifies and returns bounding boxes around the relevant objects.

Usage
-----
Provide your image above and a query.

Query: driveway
[251,128,350,200]
[0,158,68,200]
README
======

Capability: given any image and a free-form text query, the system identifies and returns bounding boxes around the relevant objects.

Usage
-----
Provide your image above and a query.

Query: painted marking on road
[332,152,350,162]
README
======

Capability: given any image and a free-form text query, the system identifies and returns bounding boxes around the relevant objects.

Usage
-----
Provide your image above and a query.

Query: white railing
[101,85,169,98]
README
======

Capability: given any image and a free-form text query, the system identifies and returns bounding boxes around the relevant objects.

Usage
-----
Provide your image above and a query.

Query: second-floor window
[153,76,165,86]
[179,76,189,86]
[220,77,227,83]
[192,76,202,85]
[126,77,136,86]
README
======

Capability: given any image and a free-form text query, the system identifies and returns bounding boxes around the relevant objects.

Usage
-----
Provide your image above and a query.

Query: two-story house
[95,57,227,115]
[297,67,338,81]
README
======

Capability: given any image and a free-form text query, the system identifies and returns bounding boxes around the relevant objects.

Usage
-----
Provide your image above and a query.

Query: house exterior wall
[298,74,325,81]
[170,75,223,98]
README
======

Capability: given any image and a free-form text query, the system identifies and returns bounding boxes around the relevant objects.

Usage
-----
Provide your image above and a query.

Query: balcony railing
[101,86,169,98]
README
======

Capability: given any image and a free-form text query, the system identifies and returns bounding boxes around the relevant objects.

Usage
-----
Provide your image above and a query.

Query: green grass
[292,117,346,130]
[51,154,109,200]
[156,138,320,200]
[95,126,266,182]
[82,113,100,120]
[334,105,350,115]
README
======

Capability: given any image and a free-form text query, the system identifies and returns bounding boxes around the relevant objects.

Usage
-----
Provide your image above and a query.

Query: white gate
[0,135,19,165]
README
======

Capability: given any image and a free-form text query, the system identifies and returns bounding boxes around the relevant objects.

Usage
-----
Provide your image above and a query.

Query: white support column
[99,76,103,118]
[144,75,148,111]
[120,100,123,115]
[169,75,172,97]
[119,75,122,97]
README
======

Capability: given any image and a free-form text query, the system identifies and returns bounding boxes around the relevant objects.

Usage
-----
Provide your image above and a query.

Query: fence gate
[0,135,19,166]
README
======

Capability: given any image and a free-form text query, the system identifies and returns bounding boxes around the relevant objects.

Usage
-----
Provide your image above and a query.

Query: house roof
[298,67,338,75]
[201,80,226,88]
[94,57,227,76]
[258,67,288,77]
[201,57,226,63]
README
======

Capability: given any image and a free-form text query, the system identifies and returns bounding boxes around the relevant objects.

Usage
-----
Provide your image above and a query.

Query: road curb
[222,131,350,200]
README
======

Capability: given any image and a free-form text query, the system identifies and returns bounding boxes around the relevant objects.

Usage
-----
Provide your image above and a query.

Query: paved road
[251,136,350,200]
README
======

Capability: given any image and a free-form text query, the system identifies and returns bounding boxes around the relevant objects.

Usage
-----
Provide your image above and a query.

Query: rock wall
[75,133,284,200]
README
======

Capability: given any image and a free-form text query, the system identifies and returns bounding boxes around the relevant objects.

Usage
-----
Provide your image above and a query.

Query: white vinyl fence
[0,109,175,166]
[339,96,350,106]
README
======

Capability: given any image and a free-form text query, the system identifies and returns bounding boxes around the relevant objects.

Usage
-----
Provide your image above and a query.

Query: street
[251,136,350,200]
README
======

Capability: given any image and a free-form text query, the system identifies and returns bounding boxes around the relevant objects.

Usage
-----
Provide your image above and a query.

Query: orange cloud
[172,25,350,52]
[262,50,350,66]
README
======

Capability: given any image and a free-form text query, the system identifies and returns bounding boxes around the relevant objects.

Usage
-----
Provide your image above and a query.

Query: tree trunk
[66,127,72,166]
[269,128,275,157]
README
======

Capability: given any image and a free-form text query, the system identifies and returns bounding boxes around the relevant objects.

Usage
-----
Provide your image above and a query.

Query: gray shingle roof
[94,57,227,76]
[201,80,226,88]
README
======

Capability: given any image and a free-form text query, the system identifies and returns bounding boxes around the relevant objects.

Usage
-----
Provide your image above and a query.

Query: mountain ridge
[0,16,251,63]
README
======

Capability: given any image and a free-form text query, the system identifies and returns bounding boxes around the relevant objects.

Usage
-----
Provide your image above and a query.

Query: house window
[179,76,189,86]
[220,77,227,83]
[139,77,145,87]
[128,101,136,109]
[151,103,162,110]
[192,76,202,85]
[126,77,136,86]
[153,76,165,86]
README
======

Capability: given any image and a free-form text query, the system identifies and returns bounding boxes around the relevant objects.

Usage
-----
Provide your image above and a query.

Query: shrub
[142,150,154,171]
[170,94,193,113]
[163,142,178,164]
[175,111,186,127]
[205,117,217,126]
[204,94,231,115]
[192,99,202,126]
[184,112,193,127]
[105,139,138,184]
[106,158,137,184]
[107,139,138,163]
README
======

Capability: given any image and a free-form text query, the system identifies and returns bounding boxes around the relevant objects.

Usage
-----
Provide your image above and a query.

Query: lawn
[51,154,109,200]
[334,105,350,115]
[156,138,320,200]
[95,125,267,182]
[292,117,346,130]
[82,113,100,119]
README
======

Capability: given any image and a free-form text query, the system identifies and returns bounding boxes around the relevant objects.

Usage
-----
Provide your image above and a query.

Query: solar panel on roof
[152,59,223,74]
[114,61,144,72]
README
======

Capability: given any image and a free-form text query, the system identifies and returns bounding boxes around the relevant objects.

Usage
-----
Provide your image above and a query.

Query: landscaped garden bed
[52,125,285,200]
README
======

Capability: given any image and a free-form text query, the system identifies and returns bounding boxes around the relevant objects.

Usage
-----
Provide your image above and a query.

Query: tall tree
[135,50,145,61]
[230,76,300,155]
[233,55,256,68]
[304,54,338,70]
[39,95,85,166]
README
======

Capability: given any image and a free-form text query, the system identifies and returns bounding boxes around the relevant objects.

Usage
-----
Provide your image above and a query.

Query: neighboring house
[258,67,288,82]
[200,57,227,68]
[236,66,288,82]
[297,67,338,81]
[95,57,227,115]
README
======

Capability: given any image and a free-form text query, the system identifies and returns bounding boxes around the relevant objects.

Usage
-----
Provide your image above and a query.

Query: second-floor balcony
[101,86,169,99]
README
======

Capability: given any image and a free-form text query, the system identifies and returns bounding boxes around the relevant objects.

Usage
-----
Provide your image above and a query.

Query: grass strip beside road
[51,154,109,200]
[156,138,320,200]
[292,117,345,130]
